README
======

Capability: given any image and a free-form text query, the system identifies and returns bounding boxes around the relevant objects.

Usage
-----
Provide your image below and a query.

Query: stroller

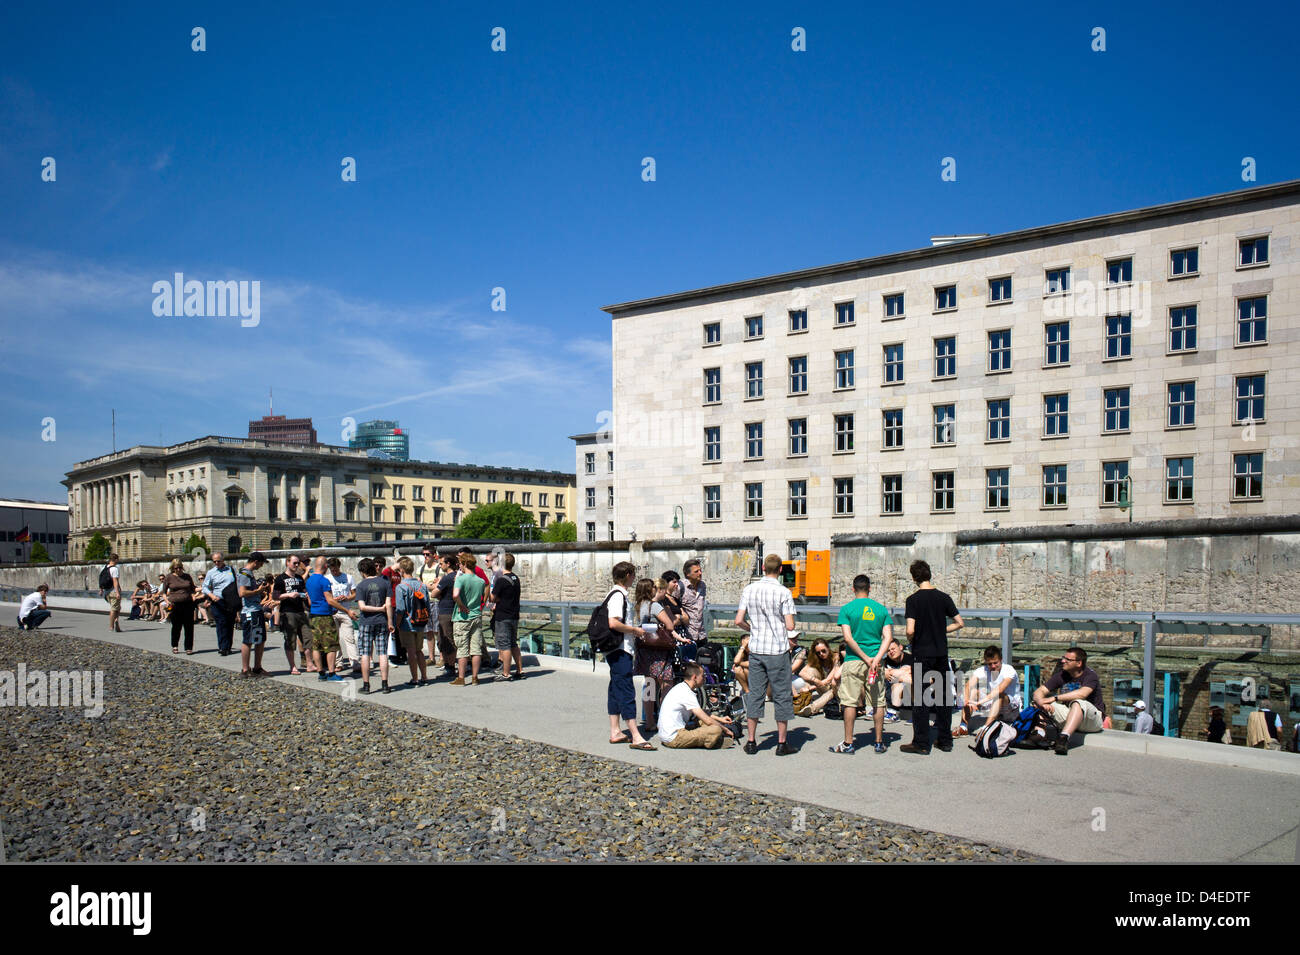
[685,640,746,732]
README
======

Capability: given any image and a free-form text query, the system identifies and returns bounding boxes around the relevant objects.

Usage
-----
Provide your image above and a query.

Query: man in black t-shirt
[272,555,312,674]
[901,560,963,755]
[490,553,523,682]
[433,554,459,676]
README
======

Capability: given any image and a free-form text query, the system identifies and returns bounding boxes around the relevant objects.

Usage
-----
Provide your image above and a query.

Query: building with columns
[63,435,573,559]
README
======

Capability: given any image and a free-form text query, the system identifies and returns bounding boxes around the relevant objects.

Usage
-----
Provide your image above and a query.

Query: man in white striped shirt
[734,553,798,756]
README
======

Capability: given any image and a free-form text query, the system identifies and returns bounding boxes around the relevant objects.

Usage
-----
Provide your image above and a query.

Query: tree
[541,520,576,543]
[454,501,537,540]
[182,533,209,555]
[84,533,111,562]
[240,543,251,553]
[29,541,51,563]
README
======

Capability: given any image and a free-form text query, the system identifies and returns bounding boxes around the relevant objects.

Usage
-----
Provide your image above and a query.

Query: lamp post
[671,505,684,539]
[1118,475,1134,524]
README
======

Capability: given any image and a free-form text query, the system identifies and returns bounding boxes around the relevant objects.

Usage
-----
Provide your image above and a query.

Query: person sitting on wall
[1032,646,1107,756]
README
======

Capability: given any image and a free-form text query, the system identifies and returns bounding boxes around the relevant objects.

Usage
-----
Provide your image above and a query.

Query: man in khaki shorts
[450,553,486,685]
[1033,646,1106,755]
[829,574,892,755]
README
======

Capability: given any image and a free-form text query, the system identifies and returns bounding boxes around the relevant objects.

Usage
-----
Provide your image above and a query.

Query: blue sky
[1,0,1297,500]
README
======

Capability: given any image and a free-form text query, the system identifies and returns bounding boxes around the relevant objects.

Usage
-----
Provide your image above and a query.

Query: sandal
[629,741,657,751]
[290,667,301,675]
[954,724,969,737]
[171,648,179,654]
[609,734,631,745]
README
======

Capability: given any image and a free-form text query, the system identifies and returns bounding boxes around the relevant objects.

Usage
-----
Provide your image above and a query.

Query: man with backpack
[490,552,523,681]
[201,552,239,656]
[597,561,655,750]
[393,556,431,686]
[236,552,270,677]
[100,554,122,632]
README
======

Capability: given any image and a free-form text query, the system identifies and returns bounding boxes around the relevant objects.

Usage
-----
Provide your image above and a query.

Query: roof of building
[601,179,1300,316]
[0,499,69,511]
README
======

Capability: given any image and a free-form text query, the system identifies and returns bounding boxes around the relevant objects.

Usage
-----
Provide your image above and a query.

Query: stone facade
[604,180,1300,552]
[571,431,614,542]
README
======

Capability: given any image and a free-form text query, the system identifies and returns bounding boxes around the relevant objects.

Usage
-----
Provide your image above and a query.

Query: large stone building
[63,436,574,559]
[603,180,1300,553]
[571,431,615,541]
[0,499,70,563]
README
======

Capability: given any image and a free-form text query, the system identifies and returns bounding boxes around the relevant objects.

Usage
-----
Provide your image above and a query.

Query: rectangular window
[1169,305,1197,352]
[287,500,298,521]
[394,505,405,523]
[608,451,614,471]
[1239,236,1269,267]
[704,367,721,403]
[432,486,443,501]
[1170,247,1199,277]
[1167,381,1196,428]
[788,480,807,517]
[608,487,614,508]
[586,487,596,508]
[745,482,763,519]
[788,356,808,394]
[745,361,763,399]
[586,522,596,542]
[1105,314,1132,359]
[540,493,548,507]
[1165,457,1194,503]
[835,301,855,326]
[705,426,721,462]
[1237,296,1267,344]
[988,276,1011,303]
[412,486,424,500]
[1233,453,1263,500]
[1235,375,1265,424]
[788,309,808,333]
[881,474,902,515]
[226,495,240,517]
[987,398,1010,441]
[1102,461,1129,506]
[788,418,807,456]
[584,452,595,474]
[1103,387,1130,433]
[607,521,614,541]
[745,315,763,339]
[488,490,498,504]
[884,292,905,318]
[1045,267,1071,295]
[451,487,462,503]
[704,321,721,346]
[1107,257,1132,285]
[521,492,531,506]
[986,468,1009,510]
[226,467,239,478]
[1044,393,1069,437]
[834,477,854,516]
[371,505,384,522]
[504,491,513,503]
[392,484,404,500]
[883,409,904,449]
[556,494,564,508]
[745,422,764,460]
[470,489,481,504]
[932,471,955,512]
[433,507,444,524]
[988,329,1011,372]
[834,413,854,452]
[934,336,956,378]
[344,500,357,521]
[883,344,904,383]
[1043,465,1068,507]
[933,404,955,445]
[935,285,957,311]
[704,485,721,521]
[834,349,855,389]
[371,484,384,498]
[1045,322,1070,365]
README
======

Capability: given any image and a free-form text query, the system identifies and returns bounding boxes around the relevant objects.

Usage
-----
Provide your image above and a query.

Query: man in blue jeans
[201,552,238,656]
[604,561,655,751]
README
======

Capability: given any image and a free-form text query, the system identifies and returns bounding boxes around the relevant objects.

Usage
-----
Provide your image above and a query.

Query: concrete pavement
[5,601,1298,863]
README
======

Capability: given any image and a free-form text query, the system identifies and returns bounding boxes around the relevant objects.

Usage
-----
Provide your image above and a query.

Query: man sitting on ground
[956,645,1021,736]
[658,663,735,749]
[18,584,51,630]
[880,637,912,722]
[1032,646,1106,755]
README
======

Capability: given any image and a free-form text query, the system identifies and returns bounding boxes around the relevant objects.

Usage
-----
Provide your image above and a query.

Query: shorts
[309,614,340,654]
[838,658,885,710]
[241,610,267,647]
[494,618,519,651]
[356,618,388,657]
[105,591,121,611]
[280,611,310,646]
[454,617,485,658]
[1049,699,1105,734]
[398,628,425,654]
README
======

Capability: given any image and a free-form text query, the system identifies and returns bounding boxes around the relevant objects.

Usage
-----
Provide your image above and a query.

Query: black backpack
[584,591,623,668]
[98,565,114,590]
[221,571,245,615]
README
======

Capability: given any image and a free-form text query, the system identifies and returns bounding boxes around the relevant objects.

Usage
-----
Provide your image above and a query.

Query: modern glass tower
[349,420,410,461]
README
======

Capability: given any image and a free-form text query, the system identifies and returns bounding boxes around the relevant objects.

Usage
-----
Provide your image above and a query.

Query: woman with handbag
[163,557,198,654]
[633,578,679,733]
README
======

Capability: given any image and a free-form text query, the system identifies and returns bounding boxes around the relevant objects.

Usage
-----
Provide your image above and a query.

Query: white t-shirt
[327,572,353,600]
[658,682,701,742]
[605,586,633,654]
[973,663,1021,710]
[108,565,120,588]
[19,591,44,618]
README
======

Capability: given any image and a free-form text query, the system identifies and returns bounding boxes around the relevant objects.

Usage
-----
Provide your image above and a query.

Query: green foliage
[29,541,51,563]
[240,543,251,553]
[541,520,576,542]
[182,533,209,555]
[454,501,537,540]
[84,533,111,562]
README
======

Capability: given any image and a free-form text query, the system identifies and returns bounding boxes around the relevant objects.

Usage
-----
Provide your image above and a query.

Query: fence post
[1142,614,1156,714]
[561,603,570,659]
[1000,612,1012,662]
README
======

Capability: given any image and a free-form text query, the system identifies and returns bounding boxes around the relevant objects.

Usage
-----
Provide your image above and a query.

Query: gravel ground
[0,629,1042,863]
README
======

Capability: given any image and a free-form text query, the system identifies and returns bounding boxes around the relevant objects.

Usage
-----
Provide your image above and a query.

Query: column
[299,473,308,522]
[279,472,288,523]
[93,482,101,527]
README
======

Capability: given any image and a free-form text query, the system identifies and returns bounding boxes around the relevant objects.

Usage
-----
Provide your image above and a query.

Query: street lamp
[671,505,684,539]
[1117,475,1134,524]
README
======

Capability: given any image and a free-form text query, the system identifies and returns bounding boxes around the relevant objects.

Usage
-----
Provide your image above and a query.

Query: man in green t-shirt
[451,554,487,685]
[829,574,893,755]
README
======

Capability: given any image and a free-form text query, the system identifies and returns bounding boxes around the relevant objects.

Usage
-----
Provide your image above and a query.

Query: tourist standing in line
[451,553,487,685]
[103,553,123,632]
[236,552,269,677]
[419,546,445,673]
[305,555,354,683]
[603,561,655,750]
[163,557,198,654]
[490,553,523,681]
[325,556,358,674]
[829,575,892,755]
[393,556,431,686]
[273,555,313,674]
[354,558,394,694]
[433,554,459,676]
[677,559,707,661]
[201,552,238,656]
[901,560,964,755]
[735,554,798,756]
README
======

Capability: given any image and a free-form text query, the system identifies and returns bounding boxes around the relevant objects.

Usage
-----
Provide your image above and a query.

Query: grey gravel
[0,628,1041,862]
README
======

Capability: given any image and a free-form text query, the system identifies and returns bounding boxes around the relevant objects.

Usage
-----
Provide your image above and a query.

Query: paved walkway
[6,603,1298,863]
